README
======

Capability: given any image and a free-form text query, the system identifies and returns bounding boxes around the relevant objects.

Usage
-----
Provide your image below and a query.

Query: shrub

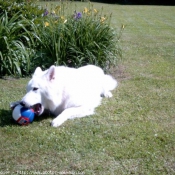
[0,0,43,76]
[0,11,37,76]
[0,1,122,76]
[34,2,122,71]
[0,0,43,20]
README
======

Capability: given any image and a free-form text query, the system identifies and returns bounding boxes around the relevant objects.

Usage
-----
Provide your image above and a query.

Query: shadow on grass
[0,109,54,127]
[34,111,54,123]
[0,109,16,127]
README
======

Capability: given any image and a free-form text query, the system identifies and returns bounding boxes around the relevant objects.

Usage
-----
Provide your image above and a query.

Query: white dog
[18,65,117,127]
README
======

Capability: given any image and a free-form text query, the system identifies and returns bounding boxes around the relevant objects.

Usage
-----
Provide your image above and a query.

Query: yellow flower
[61,16,65,21]
[52,10,55,14]
[44,22,49,27]
[100,17,106,23]
[94,8,98,14]
[83,7,88,14]
[60,16,67,23]
[55,5,61,11]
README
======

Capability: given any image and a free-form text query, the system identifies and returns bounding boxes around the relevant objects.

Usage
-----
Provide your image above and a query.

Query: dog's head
[21,65,56,116]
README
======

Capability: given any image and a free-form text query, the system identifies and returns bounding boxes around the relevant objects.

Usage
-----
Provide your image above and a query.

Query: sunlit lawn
[0,2,175,174]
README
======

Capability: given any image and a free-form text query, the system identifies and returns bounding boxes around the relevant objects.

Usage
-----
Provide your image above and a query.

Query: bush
[34,2,122,71]
[0,0,43,19]
[0,11,36,76]
[0,1,122,76]
[0,0,43,76]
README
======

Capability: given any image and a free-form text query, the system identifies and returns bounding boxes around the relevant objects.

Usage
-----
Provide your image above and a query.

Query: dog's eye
[33,87,38,91]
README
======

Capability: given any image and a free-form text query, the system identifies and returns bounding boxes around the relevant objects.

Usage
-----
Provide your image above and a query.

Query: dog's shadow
[0,109,54,127]
[34,110,54,122]
[0,109,16,127]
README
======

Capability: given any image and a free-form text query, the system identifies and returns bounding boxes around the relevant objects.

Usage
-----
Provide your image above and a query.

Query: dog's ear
[33,67,42,77]
[47,65,55,81]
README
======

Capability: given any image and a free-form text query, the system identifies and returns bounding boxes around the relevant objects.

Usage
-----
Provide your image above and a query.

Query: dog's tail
[104,75,117,90]
[102,75,117,98]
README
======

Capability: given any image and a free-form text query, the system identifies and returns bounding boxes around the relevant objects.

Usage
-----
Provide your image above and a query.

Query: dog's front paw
[51,118,65,127]
[103,91,113,98]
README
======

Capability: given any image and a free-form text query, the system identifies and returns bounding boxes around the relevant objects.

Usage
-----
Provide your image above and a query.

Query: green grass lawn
[0,2,175,174]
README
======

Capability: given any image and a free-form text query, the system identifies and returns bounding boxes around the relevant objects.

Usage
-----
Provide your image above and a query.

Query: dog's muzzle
[33,103,42,115]
[20,102,42,116]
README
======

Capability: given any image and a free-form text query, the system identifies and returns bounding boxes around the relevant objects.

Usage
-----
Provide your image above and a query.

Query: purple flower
[43,9,49,16]
[74,12,82,20]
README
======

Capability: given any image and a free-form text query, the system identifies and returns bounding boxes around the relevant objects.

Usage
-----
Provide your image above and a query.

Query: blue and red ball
[12,105,35,125]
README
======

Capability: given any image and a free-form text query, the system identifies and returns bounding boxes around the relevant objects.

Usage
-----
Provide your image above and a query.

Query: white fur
[21,65,117,127]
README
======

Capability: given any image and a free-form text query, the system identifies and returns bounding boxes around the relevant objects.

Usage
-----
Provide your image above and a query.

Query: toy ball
[12,104,35,125]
